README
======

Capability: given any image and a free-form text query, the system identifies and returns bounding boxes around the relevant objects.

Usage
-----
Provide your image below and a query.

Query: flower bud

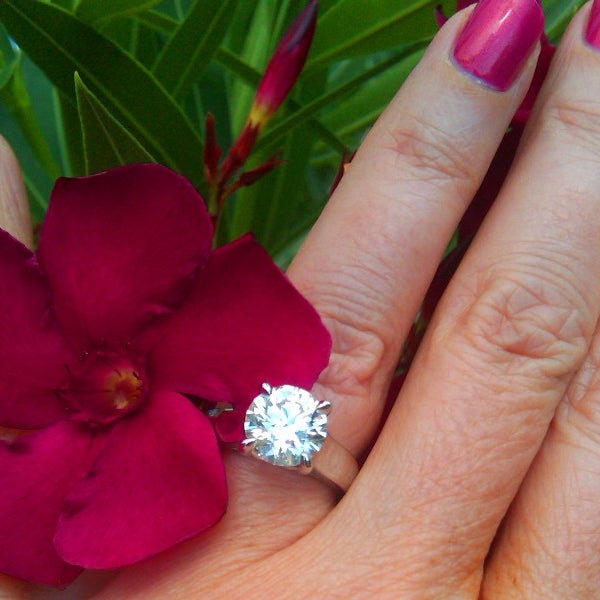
[249,0,318,128]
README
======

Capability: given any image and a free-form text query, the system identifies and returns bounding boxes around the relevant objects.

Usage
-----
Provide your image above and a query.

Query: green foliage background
[0,0,586,266]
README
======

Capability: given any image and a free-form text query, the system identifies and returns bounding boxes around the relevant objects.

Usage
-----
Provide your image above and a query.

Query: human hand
[4,0,600,597]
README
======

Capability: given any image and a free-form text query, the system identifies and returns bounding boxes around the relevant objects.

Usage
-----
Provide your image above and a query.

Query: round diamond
[244,385,328,467]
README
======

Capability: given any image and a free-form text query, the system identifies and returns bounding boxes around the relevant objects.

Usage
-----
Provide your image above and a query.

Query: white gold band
[308,435,359,492]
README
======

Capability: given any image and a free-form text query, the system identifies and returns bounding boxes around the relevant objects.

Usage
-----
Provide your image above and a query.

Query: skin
[2,3,600,598]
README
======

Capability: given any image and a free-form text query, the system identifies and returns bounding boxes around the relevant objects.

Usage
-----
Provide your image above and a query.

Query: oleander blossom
[0,164,331,587]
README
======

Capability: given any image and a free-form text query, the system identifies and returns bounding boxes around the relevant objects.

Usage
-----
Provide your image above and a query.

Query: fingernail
[454,0,545,91]
[586,0,600,50]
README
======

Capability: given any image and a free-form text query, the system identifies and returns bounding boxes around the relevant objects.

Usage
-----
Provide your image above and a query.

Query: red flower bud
[219,122,260,187]
[221,153,283,200]
[249,0,318,127]
[203,113,222,184]
[236,153,283,188]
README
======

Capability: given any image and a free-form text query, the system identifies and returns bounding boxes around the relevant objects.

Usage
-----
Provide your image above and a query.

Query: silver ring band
[308,435,359,492]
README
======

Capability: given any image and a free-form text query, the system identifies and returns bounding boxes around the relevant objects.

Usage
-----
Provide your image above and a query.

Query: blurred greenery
[0,0,587,266]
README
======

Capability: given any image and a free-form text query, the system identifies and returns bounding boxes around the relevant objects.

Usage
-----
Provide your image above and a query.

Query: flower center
[64,351,148,425]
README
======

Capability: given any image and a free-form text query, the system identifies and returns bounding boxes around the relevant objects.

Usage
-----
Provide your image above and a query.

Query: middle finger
[299,1,600,596]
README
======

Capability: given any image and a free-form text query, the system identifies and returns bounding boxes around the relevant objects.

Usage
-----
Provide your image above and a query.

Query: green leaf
[323,48,424,140]
[23,171,48,225]
[0,31,61,179]
[544,0,586,40]
[75,72,155,175]
[255,40,429,153]
[53,88,86,176]
[51,0,75,9]
[153,0,239,101]
[308,0,438,67]
[137,9,178,34]
[75,0,163,26]
[0,0,205,188]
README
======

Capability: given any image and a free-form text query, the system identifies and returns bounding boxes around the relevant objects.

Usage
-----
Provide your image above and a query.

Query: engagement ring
[241,383,358,493]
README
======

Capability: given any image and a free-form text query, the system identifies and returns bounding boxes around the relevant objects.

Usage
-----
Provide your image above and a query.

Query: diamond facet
[244,384,328,467]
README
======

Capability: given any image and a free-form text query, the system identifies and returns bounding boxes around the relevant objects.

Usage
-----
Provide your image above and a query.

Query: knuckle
[382,112,478,189]
[451,255,590,383]
[310,267,390,392]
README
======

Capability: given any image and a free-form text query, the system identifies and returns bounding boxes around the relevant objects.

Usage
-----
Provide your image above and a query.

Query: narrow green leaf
[75,73,155,175]
[23,171,48,225]
[270,0,293,49]
[0,47,61,179]
[256,41,428,153]
[322,49,423,138]
[153,0,239,100]
[75,0,163,26]
[544,0,585,40]
[137,9,178,34]
[260,123,324,251]
[51,0,75,10]
[308,0,437,67]
[0,0,205,188]
[273,228,309,270]
[138,9,347,152]
[53,88,85,176]
[216,47,261,86]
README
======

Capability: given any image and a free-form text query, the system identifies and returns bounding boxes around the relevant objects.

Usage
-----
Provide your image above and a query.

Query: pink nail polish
[586,0,600,50]
[454,0,545,91]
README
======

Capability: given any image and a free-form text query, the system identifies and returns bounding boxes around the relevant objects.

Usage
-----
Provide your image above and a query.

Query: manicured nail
[586,0,600,50]
[454,0,545,91]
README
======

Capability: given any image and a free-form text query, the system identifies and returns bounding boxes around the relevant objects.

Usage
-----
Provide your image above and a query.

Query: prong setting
[240,438,256,454]
[299,455,313,474]
[317,400,331,414]
[244,384,329,469]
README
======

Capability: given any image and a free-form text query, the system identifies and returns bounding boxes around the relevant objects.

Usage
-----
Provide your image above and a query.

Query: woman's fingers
[297,3,600,596]
[0,136,33,248]
[288,1,542,456]
[481,8,600,595]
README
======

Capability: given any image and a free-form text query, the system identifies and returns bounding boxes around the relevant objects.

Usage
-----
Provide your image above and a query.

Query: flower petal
[0,229,73,428]
[54,391,227,568]
[38,164,213,350]
[146,235,332,442]
[0,421,100,587]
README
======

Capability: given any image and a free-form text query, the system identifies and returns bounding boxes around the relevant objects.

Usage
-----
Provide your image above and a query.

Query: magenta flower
[0,164,331,587]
